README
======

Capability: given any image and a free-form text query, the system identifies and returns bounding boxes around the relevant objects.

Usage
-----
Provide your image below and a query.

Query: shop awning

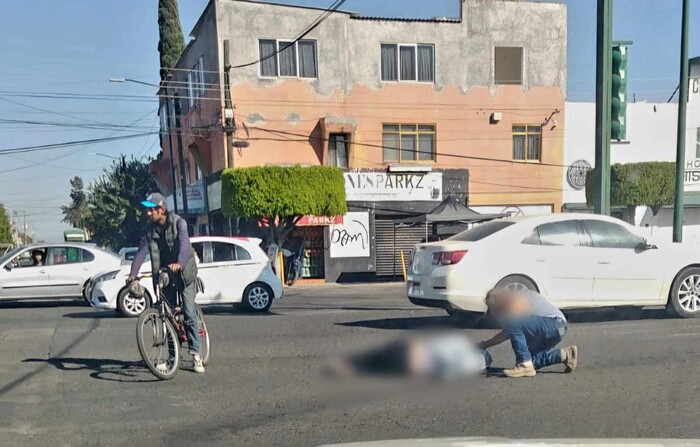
[394,195,507,225]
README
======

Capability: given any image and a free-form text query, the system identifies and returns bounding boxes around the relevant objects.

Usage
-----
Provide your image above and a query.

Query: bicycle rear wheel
[136,308,180,380]
[195,305,210,366]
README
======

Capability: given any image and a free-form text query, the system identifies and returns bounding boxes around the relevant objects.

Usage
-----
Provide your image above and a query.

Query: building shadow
[63,311,120,319]
[22,357,158,383]
[199,305,281,316]
[0,299,86,310]
[337,315,464,331]
[338,308,677,331]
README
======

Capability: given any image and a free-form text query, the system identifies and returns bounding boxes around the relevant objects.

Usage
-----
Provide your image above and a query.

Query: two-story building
[152,0,568,281]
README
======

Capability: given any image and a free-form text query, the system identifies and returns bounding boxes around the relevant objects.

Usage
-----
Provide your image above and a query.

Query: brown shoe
[504,362,536,378]
[562,346,578,373]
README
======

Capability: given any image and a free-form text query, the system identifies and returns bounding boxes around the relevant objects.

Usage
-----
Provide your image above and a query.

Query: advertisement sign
[330,212,370,258]
[344,172,443,202]
[175,182,206,213]
[297,215,344,226]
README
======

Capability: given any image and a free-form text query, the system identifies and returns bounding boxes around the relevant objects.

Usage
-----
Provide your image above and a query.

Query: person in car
[31,249,44,266]
[478,288,578,378]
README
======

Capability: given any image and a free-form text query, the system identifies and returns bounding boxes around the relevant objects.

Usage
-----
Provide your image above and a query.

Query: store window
[295,227,324,279]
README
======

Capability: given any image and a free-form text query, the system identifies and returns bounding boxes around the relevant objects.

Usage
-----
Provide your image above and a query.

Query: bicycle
[131,269,210,380]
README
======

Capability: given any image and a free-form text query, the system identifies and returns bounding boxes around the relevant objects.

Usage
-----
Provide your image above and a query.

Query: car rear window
[447,221,515,242]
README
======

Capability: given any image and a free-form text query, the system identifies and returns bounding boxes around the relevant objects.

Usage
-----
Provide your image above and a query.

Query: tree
[158,0,185,80]
[86,156,159,250]
[221,166,348,249]
[586,162,676,224]
[0,203,12,244]
[61,176,89,230]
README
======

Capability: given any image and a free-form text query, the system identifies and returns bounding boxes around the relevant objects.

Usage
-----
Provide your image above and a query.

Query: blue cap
[141,192,167,209]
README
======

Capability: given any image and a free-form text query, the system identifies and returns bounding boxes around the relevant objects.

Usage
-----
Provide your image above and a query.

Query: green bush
[586,161,676,216]
[221,165,347,219]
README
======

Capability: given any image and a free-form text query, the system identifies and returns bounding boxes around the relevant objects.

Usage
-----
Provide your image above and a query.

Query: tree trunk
[626,205,636,225]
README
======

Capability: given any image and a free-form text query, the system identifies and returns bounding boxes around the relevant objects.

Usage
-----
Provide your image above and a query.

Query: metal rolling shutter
[374,218,431,278]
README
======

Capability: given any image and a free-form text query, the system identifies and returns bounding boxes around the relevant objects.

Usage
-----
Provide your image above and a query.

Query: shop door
[375,218,430,278]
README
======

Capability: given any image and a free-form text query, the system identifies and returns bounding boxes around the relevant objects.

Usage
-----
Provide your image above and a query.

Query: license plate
[411,281,423,296]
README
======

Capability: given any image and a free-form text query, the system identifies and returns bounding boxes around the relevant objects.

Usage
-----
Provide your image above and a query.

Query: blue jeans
[162,274,201,354]
[499,316,566,369]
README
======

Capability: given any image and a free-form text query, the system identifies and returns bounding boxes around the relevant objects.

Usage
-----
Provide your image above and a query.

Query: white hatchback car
[408,213,700,318]
[89,236,283,317]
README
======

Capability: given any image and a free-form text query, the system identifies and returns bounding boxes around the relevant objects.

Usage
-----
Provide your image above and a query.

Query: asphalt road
[1,283,700,446]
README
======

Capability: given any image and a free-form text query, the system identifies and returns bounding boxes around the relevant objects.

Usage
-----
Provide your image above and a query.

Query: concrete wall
[563,100,700,206]
[214,0,567,211]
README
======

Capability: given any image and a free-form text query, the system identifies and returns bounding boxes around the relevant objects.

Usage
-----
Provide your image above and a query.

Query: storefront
[323,168,469,282]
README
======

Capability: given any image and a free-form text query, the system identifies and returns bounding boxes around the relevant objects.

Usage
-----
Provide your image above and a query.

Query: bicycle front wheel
[136,308,180,380]
[195,305,211,366]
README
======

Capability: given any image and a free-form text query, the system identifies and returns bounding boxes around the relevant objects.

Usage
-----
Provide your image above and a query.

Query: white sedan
[407,213,700,318]
[89,236,284,317]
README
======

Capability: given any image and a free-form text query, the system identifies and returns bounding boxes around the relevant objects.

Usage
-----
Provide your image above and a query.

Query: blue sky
[0,0,697,242]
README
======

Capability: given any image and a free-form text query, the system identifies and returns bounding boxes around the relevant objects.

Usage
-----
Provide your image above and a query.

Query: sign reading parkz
[344,172,443,202]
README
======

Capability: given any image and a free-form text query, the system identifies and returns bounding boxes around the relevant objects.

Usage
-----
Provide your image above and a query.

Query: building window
[495,47,523,85]
[328,133,349,168]
[187,71,195,107]
[382,124,435,163]
[184,159,191,184]
[159,103,168,133]
[381,43,434,83]
[197,56,205,96]
[258,39,317,79]
[513,125,541,161]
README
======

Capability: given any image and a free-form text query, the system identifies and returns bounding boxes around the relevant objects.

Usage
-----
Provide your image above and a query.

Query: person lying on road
[478,288,578,378]
[326,333,492,380]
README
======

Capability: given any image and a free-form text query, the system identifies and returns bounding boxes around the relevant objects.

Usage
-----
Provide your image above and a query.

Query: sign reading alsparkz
[344,172,443,202]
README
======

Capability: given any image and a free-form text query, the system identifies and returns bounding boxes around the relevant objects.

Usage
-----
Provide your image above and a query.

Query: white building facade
[563,60,700,243]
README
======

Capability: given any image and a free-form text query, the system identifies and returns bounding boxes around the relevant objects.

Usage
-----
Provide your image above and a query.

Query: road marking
[672,332,700,337]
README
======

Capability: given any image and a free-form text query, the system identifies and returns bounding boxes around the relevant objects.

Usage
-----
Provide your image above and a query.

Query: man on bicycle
[127,192,204,374]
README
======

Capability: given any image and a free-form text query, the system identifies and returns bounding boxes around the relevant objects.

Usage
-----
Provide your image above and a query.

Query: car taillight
[431,250,468,265]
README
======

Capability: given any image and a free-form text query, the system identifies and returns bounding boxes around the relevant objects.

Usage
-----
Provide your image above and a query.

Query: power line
[231,0,347,70]
[245,126,575,169]
[0,132,157,156]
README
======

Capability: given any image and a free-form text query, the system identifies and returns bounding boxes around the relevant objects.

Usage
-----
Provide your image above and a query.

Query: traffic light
[611,42,631,141]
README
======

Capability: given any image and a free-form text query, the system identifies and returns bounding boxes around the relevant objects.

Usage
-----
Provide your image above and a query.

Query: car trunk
[410,241,474,276]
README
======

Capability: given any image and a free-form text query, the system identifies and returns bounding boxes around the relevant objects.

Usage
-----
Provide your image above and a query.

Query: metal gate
[374,218,430,278]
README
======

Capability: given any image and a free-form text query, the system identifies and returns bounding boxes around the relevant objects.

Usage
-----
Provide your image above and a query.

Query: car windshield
[447,221,515,242]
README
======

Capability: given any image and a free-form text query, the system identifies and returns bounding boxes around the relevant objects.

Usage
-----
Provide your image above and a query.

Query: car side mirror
[637,240,657,251]
[4,263,12,272]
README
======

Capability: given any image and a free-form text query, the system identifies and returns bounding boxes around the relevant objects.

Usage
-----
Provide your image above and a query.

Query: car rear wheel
[668,267,700,318]
[117,288,151,318]
[495,275,538,293]
[242,283,273,313]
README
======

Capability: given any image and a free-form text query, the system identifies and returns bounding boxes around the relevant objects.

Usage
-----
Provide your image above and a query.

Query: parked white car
[407,213,700,318]
[89,236,284,317]
[0,244,122,300]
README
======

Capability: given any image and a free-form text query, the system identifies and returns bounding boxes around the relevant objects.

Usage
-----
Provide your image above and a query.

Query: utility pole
[174,94,189,216]
[593,0,613,215]
[162,81,179,213]
[673,0,691,243]
[223,39,235,169]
